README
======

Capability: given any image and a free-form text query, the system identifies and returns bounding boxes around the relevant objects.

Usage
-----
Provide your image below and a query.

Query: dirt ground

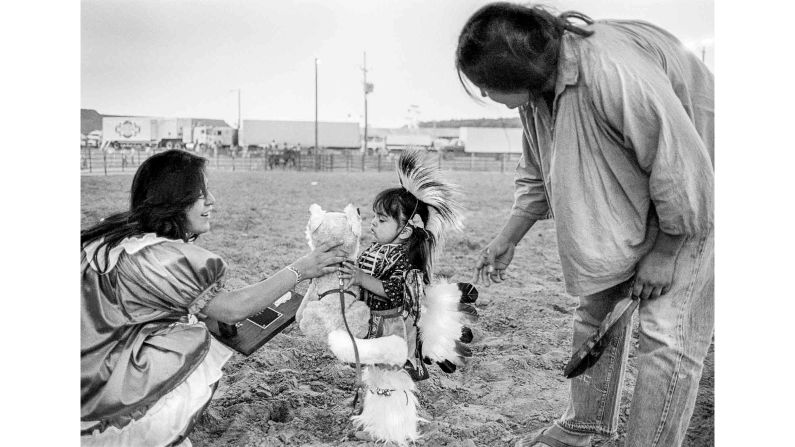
[81,170,713,447]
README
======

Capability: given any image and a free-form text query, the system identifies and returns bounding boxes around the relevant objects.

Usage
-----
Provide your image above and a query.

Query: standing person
[81,149,347,446]
[336,149,474,444]
[456,3,713,447]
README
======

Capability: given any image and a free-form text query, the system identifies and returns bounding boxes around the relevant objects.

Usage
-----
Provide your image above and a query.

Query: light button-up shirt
[512,20,714,296]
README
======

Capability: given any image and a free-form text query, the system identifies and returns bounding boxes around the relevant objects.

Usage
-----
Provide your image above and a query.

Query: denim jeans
[555,231,714,447]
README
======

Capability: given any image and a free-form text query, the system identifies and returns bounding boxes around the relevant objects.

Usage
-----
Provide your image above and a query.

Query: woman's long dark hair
[81,149,209,273]
[455,2,594,97]
[373,187,434,284]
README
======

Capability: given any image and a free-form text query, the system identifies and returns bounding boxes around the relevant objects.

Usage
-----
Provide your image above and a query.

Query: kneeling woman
[81,150,346,446]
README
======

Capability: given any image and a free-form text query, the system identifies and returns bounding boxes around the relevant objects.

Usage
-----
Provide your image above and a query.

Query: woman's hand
[473,235,516,286]
[338,260,364,290]
[291,241,347,280]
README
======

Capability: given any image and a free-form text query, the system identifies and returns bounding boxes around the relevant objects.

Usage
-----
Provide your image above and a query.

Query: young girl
[339,150,468,382]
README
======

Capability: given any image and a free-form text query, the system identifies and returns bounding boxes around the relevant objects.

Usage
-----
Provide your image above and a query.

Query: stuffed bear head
[297,203,369,341]
[305,203,361,260]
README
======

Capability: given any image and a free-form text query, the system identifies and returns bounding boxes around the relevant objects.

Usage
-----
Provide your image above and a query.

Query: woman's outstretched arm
[203,241,347,323]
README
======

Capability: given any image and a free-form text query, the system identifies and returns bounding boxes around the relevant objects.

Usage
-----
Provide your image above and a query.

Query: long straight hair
[81,150,208,273]
[373,187,434,284]
[455,2,594,97]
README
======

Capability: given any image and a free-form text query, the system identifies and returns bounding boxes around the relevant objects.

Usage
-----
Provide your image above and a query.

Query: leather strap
[318,288,357,300]
[333,275,364,414]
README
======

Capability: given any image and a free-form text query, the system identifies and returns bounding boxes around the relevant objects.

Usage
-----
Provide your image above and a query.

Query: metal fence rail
[79,148,521,175]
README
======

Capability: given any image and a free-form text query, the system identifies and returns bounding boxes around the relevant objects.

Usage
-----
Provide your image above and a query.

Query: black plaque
[205,291,304,356]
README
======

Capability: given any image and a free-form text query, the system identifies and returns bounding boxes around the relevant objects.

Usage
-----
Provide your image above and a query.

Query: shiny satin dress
[81,234,232,446]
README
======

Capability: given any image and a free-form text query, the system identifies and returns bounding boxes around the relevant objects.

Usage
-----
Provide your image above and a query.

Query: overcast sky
[81,0,714,128]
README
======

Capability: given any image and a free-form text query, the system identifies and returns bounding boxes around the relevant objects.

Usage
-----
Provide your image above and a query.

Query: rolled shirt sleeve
[588,52,713,236]
[511,122,552,220]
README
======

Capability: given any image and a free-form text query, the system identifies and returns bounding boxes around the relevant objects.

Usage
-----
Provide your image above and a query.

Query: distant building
[459,127,524,154]
[240,120,360,150]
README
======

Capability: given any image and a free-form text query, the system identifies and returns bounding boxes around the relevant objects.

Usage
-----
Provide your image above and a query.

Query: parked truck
[240,120,360,150]
[102,117,213,150]
[459,127,524,154]
[384,133,433,151]
[188,125,236,151]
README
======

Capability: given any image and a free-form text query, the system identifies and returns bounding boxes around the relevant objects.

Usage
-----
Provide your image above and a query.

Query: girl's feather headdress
[396,149,464,253]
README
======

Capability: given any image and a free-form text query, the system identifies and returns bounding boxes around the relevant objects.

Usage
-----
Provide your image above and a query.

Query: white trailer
[241,120,360,149]
[102,117,195,149]
[191,125,235,149]
[102,117,156,147]
[459,127,524,154]
[155,118,193,149]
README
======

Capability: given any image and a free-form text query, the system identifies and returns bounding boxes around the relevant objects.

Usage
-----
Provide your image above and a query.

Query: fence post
[500,153,505,173]
[330,154,334,172]
[470,152,474,171]
[438,150,442,169]
[361,152,365,171]
[103,151,107,176]
[88,147,93,173]
[377,154,381,172]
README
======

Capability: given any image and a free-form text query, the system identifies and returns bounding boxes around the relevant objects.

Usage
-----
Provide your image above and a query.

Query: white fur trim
[351,367,420,446]
[418,280,469,365]
[328,331,407,366]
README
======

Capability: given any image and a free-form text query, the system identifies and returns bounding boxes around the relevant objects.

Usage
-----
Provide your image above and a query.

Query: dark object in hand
[218,321,238,338]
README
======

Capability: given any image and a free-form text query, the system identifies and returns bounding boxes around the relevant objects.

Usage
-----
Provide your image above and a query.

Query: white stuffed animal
[296,203,369,341]
[296,203,408,364]
[295,202,478,447]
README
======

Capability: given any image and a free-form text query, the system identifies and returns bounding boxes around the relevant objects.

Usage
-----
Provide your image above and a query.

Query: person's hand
[473,235,516,287]
[291,241,347,280]
[633,249,677,300]
[338,260,364,290]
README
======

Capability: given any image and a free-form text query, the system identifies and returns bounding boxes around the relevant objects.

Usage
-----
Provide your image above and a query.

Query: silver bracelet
[286,265,303,284]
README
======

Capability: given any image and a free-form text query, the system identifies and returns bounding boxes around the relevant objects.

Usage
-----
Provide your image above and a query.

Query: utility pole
[314,57,319,170]
[363,52,369,155]
[237,88,241,148]
[230,88,242,147]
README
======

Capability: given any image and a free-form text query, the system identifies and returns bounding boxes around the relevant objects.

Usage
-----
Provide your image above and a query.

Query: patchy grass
[81,170,713,446]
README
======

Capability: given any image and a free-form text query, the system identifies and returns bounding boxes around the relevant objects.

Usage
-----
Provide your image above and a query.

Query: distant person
[457,3,713,447]
[81,150,347,446]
